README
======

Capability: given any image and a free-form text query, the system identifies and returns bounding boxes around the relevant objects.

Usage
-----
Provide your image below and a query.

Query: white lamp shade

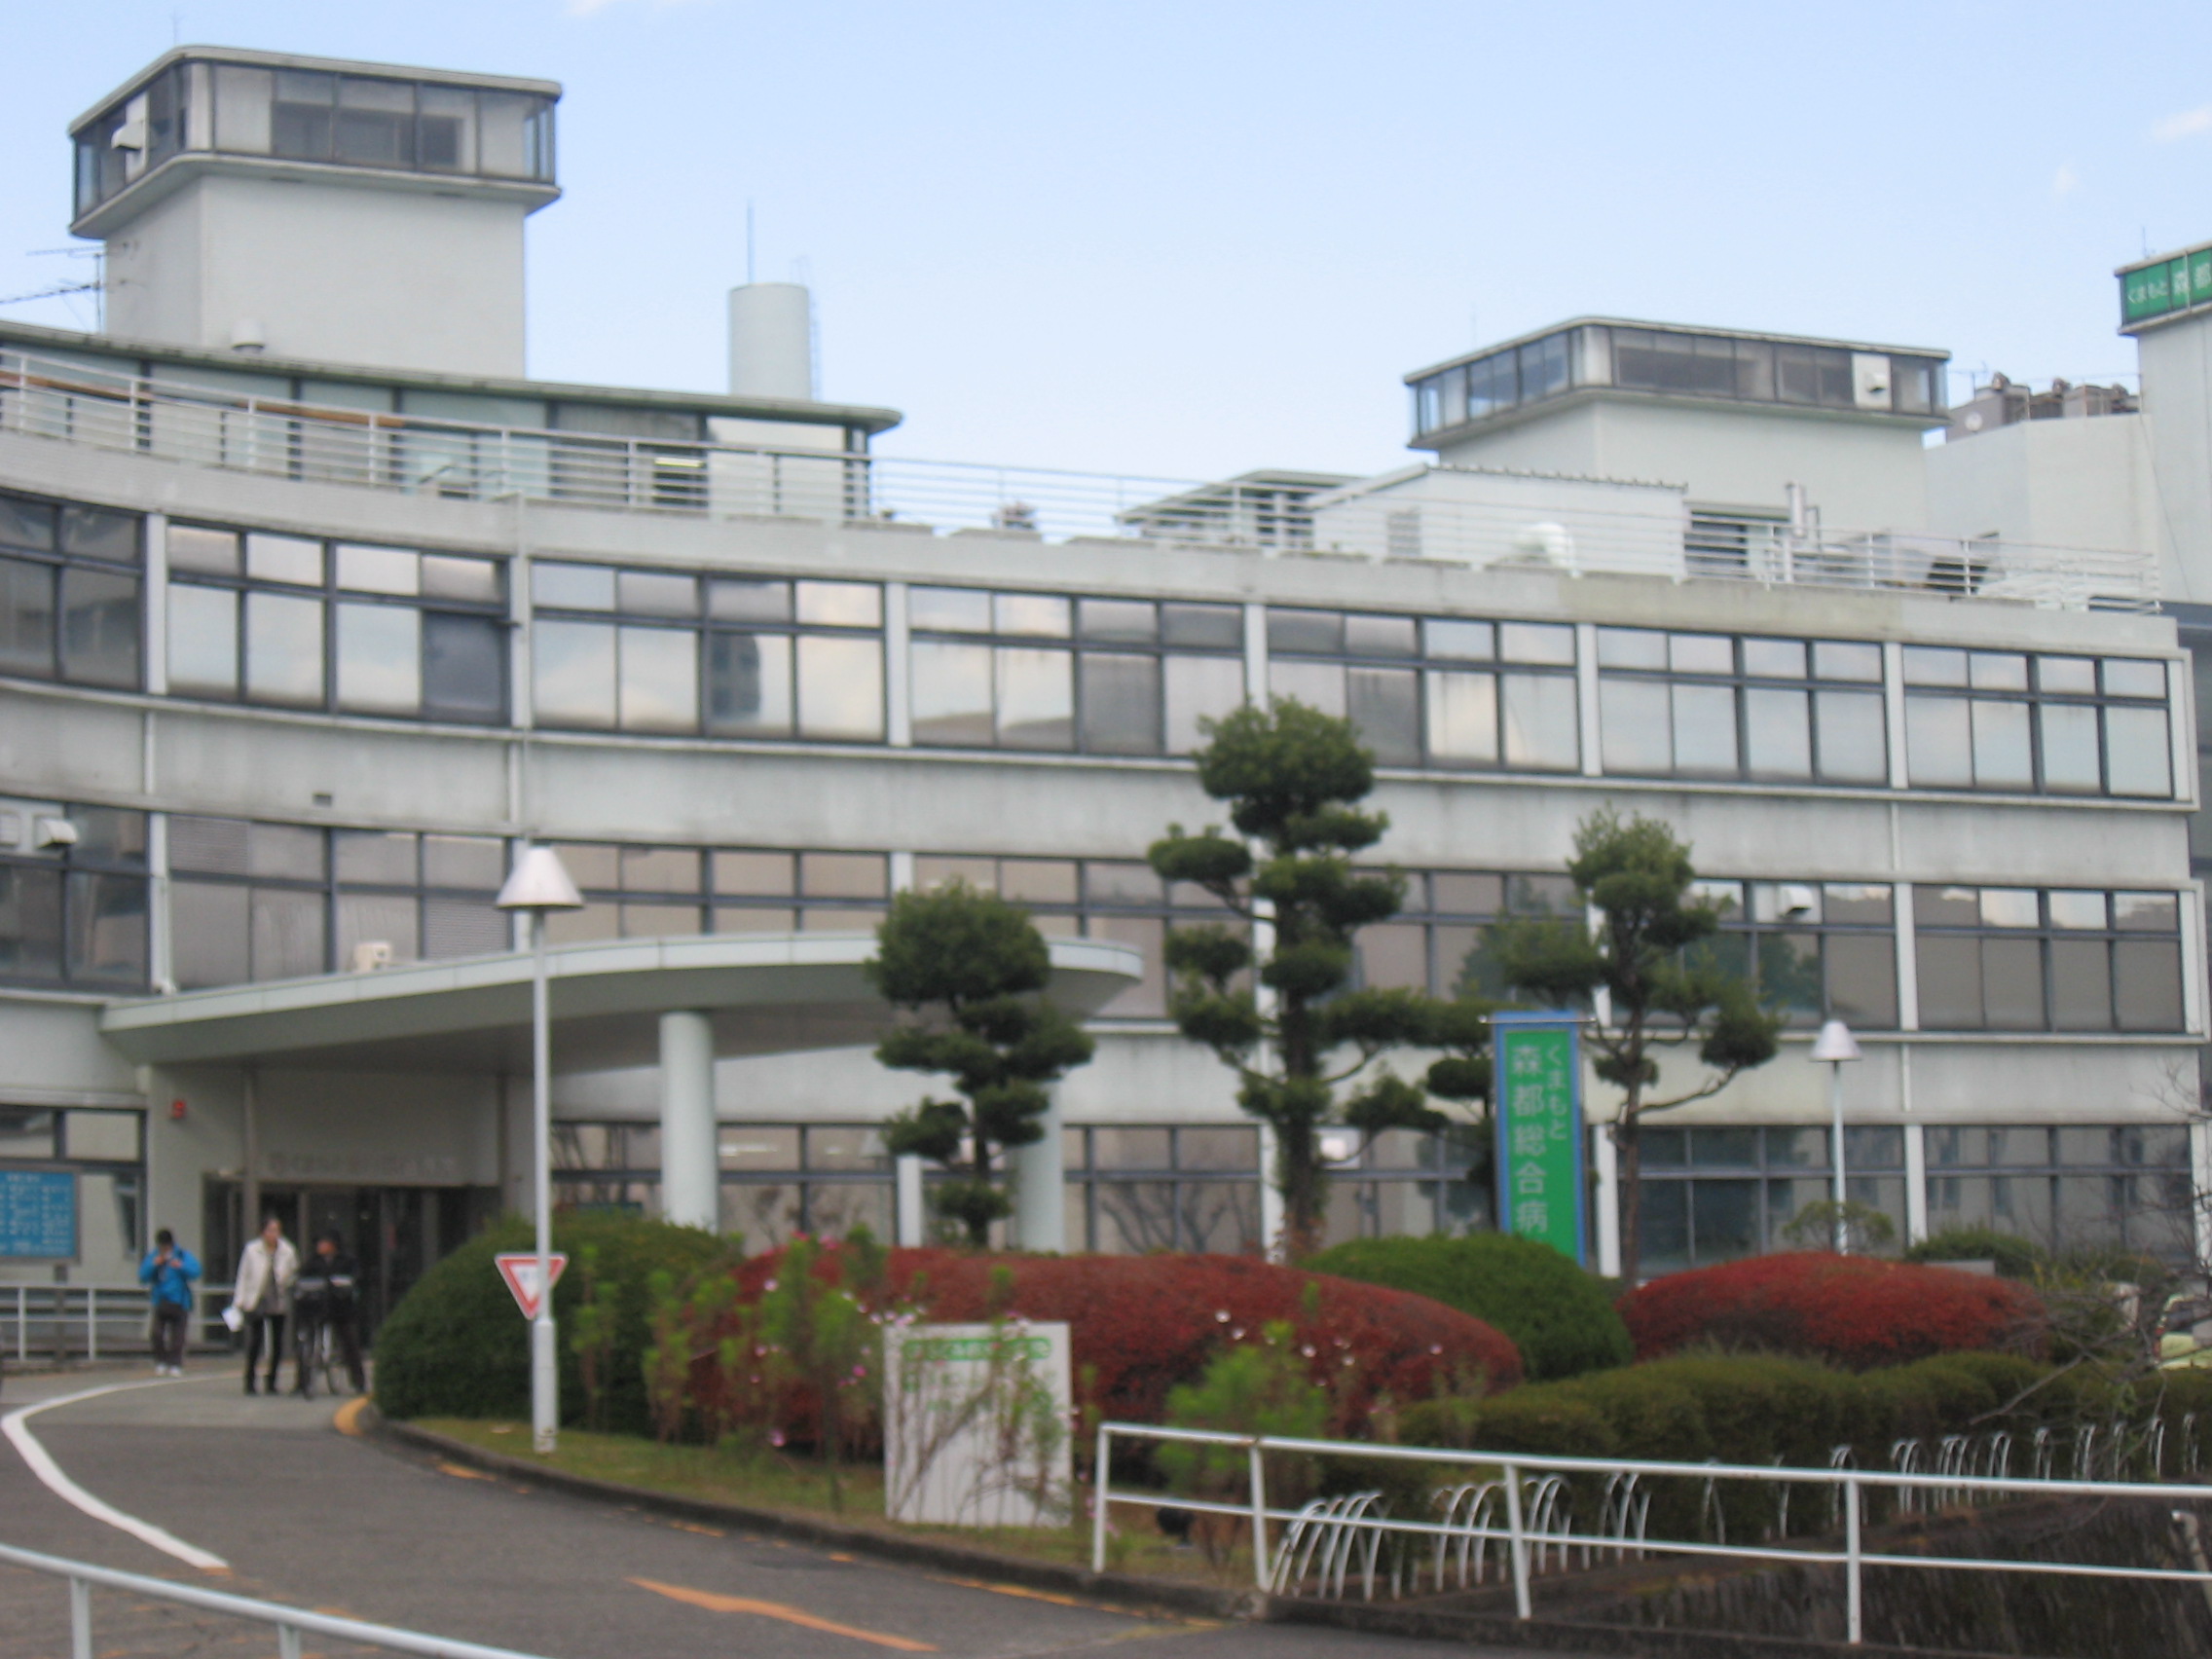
[496,846,585,912]
[1809,1018,1862,1063]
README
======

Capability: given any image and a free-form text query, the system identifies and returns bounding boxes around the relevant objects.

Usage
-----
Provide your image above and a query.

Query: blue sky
[3,1,2210,481]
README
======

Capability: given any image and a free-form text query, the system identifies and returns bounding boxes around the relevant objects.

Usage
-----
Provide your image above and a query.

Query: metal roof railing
[0,1540,551,1659]
[0,350,2161,610]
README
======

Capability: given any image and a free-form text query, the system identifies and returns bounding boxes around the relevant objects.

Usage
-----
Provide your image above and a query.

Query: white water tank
[727,282,814,400]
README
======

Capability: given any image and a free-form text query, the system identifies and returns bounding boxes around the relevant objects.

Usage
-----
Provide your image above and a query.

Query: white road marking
[2,1378,230,1571]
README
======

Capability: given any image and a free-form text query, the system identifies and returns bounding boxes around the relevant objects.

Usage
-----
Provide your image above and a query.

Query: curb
[367,1413,1261,1622]
[1273,1598,2024,1659]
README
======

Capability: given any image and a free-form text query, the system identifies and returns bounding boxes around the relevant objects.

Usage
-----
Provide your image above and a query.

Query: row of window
[1639,1123,2194,1271]
[1409,323,1947,437]
[546,1119,2190,1267]
[0,498,2188,799]
[1,812,2196,1036]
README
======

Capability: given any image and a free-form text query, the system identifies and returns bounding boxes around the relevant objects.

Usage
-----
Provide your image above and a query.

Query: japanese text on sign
[1492,1017,1585,1265]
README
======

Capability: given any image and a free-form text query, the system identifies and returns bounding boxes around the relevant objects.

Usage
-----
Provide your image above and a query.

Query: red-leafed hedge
[1617,1252,2047,1371]
[724,1246,1521,1428]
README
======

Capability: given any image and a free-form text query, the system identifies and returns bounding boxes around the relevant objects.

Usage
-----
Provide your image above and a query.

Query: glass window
[1348,668,1419,764]
[617,626,698,732]
[912,641,993,745]
[1423,619,1493,660]
[243,590,324,706]
[535,563,615,610]
[1601,678,1670,772]
[1080,599,1156,642]
[2104,706,2171,796]
[1270,658,1344,717]
[245,534,323,587]
[795,581,881,628]
[1673,682,1737,774]
[1743,638,1807,679]
[2039,703,2101,793]
[1424,672,1497,767]
[1164,654,1244,754]
[1970,699,2033,789]
[796,636,883,740]
[1499,622,1575,666]
[710,578,792,623]
[1904,696,1972,787]
[995,647,1073,749]
[1080,653,1161,755]
[59,568,139,687]
[1502,674,1578,769]
[335,603,421,714]
[1268,608,1342,654]
[1161,603,1243,648]
[994,593,1070,637]
[533,620,615,727]
[1745,687,1812,778]
[167,584,239,697]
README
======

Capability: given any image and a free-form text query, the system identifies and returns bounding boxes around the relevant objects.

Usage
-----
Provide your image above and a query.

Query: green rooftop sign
[2121,245,2212,328]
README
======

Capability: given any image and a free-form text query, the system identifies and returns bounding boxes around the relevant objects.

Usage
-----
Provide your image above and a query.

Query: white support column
[657,1011,719,1231]
[1575,622,1602,777]
[885,581,912,747]
[143,513,168,695]
[895,1155,926,1245]
[1012,1092,1065,1251]
[1257,1123,1284,1260]
[1882,641,1909,791]
[1895,883,1920,1032]
[1902,1120,1929,1245]
[1592,1122,1620,1278]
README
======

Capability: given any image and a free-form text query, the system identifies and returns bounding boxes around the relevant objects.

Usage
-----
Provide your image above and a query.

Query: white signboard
[884,1321,1073,1528]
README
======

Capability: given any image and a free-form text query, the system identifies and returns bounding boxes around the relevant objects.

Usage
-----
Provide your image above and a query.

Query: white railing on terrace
[1093,1420,2212,1646]
[0,350,2161,610]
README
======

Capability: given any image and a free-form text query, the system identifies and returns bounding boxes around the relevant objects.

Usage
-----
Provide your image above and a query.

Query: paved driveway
[0,1365,1559,1659]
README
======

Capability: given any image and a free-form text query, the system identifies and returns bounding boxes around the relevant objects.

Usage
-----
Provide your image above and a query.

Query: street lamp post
[1810,1019,1863,1254]
[495,845,584,1454]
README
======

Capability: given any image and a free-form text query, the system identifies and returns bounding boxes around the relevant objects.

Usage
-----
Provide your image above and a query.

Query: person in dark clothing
[292,1231,366,1397]
[138,1229,200,1375]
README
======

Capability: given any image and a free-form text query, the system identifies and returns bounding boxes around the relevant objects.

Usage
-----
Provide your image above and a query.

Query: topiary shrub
[1617,1251,2047,1370]
[1306,1234,1633,1381]
[374,1214,727,1433]
[713,1246,1522,1440]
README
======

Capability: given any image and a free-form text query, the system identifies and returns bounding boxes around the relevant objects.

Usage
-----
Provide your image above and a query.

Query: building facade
[1,49,2204,1322]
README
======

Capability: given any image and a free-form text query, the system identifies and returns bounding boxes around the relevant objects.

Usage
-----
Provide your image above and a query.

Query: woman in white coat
[231,1217,300,1395]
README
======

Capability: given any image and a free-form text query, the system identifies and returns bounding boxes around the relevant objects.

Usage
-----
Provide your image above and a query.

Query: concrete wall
[1925,416,2176,594]
[2139,313,2212,602]
[102,174,531,377]
[1434,398,1934,530]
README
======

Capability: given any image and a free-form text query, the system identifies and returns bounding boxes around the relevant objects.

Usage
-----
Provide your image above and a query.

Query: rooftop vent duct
[728,281,814,401]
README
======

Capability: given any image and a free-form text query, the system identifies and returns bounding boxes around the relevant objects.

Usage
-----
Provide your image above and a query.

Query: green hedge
[1399,1350,2212,1540]
[374,1215,727,1434]
[1307,1234,1633,1381]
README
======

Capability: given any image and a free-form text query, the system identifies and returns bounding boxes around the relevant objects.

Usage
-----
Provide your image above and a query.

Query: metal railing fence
[2,1283,237,1363]
[1091,1420,2212,1646]
[0,350,2160,609]
[0,1540,549,1659]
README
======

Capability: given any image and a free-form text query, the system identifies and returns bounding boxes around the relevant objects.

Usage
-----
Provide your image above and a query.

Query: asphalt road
[0,1363,1565,1659]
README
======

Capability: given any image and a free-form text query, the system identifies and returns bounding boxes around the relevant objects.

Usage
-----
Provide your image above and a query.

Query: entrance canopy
[99,932,1145,1073]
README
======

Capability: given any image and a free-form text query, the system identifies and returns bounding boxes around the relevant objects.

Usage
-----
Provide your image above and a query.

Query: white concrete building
[1,49,2204,1328]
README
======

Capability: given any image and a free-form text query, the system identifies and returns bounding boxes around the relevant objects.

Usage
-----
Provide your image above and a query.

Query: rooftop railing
[0,350,2160,611]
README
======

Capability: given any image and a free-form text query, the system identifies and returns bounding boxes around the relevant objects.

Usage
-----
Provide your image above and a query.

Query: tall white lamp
[496,845,584,1453]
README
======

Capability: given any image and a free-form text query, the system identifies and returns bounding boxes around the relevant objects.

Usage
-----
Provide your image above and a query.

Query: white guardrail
[2,1283,238,1363]
[0,350,2160,610]
[1091,1420,2212,1646]
[0,1540,549,1659]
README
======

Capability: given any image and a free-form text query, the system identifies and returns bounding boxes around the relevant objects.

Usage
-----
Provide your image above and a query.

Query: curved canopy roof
[100,932,1144,1074]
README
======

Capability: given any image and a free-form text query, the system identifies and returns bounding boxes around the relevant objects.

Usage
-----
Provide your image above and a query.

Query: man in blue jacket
[138,1229,200,1377]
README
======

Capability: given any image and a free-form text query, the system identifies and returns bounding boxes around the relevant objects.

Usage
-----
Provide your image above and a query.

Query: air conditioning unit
[350,940,395,973]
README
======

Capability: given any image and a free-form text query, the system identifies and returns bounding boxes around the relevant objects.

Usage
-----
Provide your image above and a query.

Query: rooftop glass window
[1409,324,1946,438]
[75,57,556,218]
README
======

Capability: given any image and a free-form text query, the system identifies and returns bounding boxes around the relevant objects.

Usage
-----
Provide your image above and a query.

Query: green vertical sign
[1493,1013,1586,1266]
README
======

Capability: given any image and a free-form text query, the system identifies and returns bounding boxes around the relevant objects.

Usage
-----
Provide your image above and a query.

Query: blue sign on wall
[0,1169,77,1258]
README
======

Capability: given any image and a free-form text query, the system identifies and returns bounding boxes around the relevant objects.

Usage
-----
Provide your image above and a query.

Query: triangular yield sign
[495,1252,569,1318]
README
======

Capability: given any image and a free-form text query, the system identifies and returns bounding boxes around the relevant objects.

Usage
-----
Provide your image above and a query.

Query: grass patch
[415,1419,1253,1586]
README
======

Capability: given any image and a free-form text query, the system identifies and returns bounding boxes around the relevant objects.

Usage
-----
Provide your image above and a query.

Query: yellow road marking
[934,1575,1213,1627]
[629,1578,939,1651]
[939,1576,1088,1608]
[333,1397,370,1437]
[435,1461,495,1481]
[671,1521,724,1537]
